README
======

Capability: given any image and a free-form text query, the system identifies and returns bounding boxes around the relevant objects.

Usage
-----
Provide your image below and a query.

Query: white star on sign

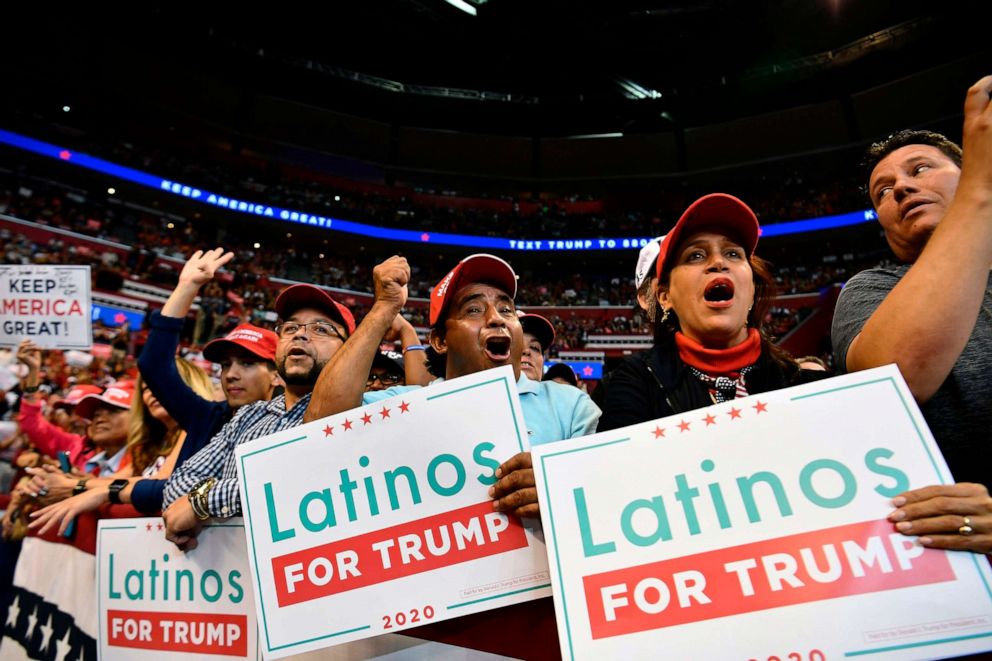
[54,628,73,661]
[25,606,37,639]
[4,595,19,629]
[39,614,54,652]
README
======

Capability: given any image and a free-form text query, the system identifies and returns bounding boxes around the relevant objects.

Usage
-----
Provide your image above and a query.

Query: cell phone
[57,451,76,539]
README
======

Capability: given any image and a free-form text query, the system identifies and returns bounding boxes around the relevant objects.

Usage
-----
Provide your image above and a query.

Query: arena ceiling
[3,1,989,137]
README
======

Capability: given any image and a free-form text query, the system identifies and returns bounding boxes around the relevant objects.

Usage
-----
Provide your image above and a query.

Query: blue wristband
[403,345,427,353]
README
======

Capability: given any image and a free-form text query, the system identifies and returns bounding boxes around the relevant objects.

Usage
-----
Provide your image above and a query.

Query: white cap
[634,236,665,290]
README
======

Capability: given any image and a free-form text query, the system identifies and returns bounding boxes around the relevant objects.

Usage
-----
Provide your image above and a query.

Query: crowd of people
[1,159,885,368]
[0,74,989,660]
[43,127,872,241]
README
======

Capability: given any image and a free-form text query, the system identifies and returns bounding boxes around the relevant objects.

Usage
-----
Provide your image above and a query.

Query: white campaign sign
[96,517,259,660]
[533,365,992,660]
[236,365,550,659]
[0,264,91,349]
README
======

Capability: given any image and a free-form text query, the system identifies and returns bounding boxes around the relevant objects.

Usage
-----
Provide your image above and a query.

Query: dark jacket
[132,311,233,513]
[598,336,829,432]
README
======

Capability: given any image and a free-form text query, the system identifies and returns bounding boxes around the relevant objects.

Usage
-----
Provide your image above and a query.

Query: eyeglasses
[366,373,403,387]
[273,321,346,342]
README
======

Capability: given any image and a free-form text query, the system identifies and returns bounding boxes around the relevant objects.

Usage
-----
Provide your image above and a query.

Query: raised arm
[304,256,410,421]
[842,76,992,402]
[387,314,431,387]
[15,340,84,457]
[140,248,233,429]
[161,248,235,319]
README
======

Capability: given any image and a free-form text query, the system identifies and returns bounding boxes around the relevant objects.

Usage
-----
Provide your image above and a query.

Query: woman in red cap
[26,359,216,535]
[598,194,827,430]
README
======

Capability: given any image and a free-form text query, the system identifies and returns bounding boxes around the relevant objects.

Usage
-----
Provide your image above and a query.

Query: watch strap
[107,479,129,505]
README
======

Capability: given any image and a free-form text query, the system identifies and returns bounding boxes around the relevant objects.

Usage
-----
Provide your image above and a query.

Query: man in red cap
[21,244,291,526]
[305,254,601,517]
[305,254,599,654]
[162,275,355,550]
[69,247,284,515]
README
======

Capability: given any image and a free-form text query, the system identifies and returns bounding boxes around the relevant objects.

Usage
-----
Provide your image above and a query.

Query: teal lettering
[149,559,159,600]
[299,489,337,532]
[620,497,672,546]
[385,466,421,510]
[473,442,500,486]
[125,570,144,600]
[800,459,857,508]
[427,453,466,497]
[864,448,910,497]
[176,569,194,601]
[201,570,222,603]
[265,482,296,542]
[360,456,380,517]
[109,553,121,599]
[702,460,732,529]
[339,468,359,522]
[737,471,793,523]
[228,570,244,604]
[574,487,616,557]
[674,474,701,535]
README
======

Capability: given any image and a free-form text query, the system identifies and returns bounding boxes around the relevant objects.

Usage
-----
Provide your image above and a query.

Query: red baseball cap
[53,384,103,410]
[202,324,278,363]
[74,381,136,419]
[274,285,356,336]
[656,193,760,281]
[430,254,518,326]
[519,313,556,352]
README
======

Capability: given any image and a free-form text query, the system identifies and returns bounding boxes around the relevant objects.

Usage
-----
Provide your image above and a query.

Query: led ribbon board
[0,129,878,251]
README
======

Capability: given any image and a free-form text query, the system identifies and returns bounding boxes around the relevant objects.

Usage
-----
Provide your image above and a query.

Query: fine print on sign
[533,365,992,661]
[97,518,259,660]
[0,264,91,349]
[236,366,550,659]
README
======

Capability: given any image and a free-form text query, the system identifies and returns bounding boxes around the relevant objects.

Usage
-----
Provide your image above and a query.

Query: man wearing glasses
[366,350,406,392]
[162,284,355,551]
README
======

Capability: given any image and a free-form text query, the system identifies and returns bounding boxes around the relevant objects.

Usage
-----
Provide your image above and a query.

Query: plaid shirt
[162,393,311,517]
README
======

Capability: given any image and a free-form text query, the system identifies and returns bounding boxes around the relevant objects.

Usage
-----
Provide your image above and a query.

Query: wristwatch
[73,478,89,496]
[107,479,129,504]
[188,477,218,521]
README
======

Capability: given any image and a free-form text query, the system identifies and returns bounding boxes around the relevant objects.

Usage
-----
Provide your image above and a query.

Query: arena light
[566,133,623,139]
[617,78,661,100]
[62,105,71,113]
[442,0,477,16]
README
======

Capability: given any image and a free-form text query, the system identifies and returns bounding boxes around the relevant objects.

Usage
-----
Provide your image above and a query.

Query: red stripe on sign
[106,609,248,657]
[583,518,955,639]
[272,501,528,606]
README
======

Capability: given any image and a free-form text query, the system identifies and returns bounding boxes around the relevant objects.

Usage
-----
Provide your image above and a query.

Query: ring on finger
[958,516,974,536]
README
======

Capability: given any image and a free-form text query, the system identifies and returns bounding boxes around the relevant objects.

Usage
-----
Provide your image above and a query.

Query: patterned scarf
[675,329,762,403]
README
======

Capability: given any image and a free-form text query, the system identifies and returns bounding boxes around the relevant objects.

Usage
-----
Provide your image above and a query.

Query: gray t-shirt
[832,264,992,485]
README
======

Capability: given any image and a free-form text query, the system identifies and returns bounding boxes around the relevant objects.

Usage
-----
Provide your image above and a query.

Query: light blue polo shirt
[84,445,128,477]
[363,373,601,446]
